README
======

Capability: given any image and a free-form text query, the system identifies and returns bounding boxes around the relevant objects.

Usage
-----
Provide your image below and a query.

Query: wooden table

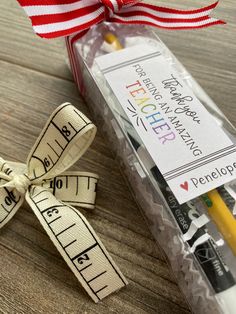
[0,1,235,313]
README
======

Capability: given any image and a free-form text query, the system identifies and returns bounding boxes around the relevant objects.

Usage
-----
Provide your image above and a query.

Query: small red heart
[180,181,188,191]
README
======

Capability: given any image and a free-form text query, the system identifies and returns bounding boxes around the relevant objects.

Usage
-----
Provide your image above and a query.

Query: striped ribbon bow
[17,0,224,39]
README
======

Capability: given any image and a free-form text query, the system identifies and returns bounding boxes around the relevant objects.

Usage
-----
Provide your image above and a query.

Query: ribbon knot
[100,0,118,19]
[100,0,139,18]
[8,174,31,194]
[0,103,127,302]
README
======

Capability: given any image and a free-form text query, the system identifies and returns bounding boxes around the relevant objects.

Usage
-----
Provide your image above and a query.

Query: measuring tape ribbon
[0,103,128,302]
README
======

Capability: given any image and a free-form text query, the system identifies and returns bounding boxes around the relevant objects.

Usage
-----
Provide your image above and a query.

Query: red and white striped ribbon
[17,0,224,39]
[17,0,224,94]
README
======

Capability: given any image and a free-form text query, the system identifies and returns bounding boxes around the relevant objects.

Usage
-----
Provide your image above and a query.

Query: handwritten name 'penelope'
[126,64,203,157]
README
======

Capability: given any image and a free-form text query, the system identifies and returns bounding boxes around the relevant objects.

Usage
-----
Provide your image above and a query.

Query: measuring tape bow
[0,103,128,302]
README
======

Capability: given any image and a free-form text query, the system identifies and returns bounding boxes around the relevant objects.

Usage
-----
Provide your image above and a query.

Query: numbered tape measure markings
[53,174,99,180]
[52,105,90,133]
[31,120,93,180]
[31,104,71,158]
[46,154,55,168]
[29,191,100,301]
[32,189,97,258]
[0,187,22,223]
[30,155,48,174]
[54,175,97,192]
[2,188,15,212]
[69,210,127,299]
[51,121,70,143]
[76,211,127,283]
[30,124,68,178]
[49,209,98,258]
[71,242,98,262]
[32,192,61,212]
[29,104,92,180]
[29,106,70,172]
[71,241,126,299]
[45,175,98,206]
[36,204,105,301]
[0,103,127,302]
[47,214,62,225]
[51,109,92,144]
[39,204,66,215]
[30,189,127,301]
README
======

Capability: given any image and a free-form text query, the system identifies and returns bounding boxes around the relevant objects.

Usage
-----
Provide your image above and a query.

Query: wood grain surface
[0,0,235,313]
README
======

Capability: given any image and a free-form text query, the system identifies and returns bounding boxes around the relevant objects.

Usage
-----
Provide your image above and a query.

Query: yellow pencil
[104,32,123,50]
[202,190,236,256]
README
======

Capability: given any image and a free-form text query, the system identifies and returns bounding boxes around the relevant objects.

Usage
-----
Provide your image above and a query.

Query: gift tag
[96,45,236,204]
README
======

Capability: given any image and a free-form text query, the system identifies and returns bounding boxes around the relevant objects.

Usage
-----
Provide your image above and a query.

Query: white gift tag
[96,45,236,204]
